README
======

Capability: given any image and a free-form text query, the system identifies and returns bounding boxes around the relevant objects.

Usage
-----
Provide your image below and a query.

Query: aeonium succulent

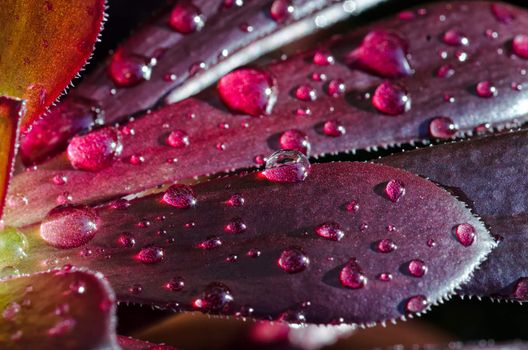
[1,0,528,349]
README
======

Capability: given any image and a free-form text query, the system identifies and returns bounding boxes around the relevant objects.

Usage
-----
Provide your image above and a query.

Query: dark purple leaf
[117,336,176,350]
[0,268,118,349]
[17,163,494,325]
[378,129,528,301]
[9,1,528,227]
[19,0,373,165]
[390,342,528,350]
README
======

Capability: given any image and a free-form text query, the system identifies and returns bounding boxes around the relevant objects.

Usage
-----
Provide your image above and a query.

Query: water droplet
[326,79,346,97]
[69,280,86,294]
[277,310,306,325]
[295,84,317,101]
[310,72,327,82]
[246,248,261,258]
[218,68,277,116]
[279,129,310,155]
[315,222,344,241]
[224,218,247,234]
[408,259,427,277]
[429,117,458,139]
[270,0,294,23]
[225,254,238,263]
[378,273,392,282]
[262,150,311,183]
[313,50,334,66]
[278,247,309,273]
[52,174,67,186]
[385,179,405,203]
[339,259,367,289]
[427,239,437,248]
[128,154,144,165]
[359,222,369,231]
[377,238,397,253]
[491,3,515,24]
[163,72,177,82]
[193,282,234,314]
[442,30,469,46]
[109,49,151,87]
[136,246,164,264]
[48,318,76,336]
[166,129,190,148]
[226,193,244,207]
[197,236,222,250]
[165,277,185,292]
[345,200,359,213]
[323,119,346,137]
[348,30,412,78]
[513,277,528,300]
[168,2,204,34]
[67,127,122,172]
[0,227,28,267]
[513,34,528,59]
[162,184,197,208]
[405,295,428,313]
[455,223,476,247]
[372,81,411,116]
[436,64,455,78]
[476,81,497,98]
[295,106,312,116]
[129,284,143,295]
[40,206,99,249]
[117,232,135,248]
[3,302,21,321]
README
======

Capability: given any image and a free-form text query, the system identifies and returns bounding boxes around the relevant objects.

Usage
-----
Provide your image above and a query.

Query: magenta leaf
[17,163,494,325]
[0,268,118,349]
[9,1,528,227]
[19,0,374,165]
[379,129,528,301]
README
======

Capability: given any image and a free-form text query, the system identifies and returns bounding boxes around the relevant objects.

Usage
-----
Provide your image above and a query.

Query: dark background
[83,0,528,347]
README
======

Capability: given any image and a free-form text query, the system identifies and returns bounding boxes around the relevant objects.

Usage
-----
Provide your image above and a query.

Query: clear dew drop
[384,179,405,203]
[294,84,317,101]
[166,129,190,148]
[136,246,165,264]
[279,129,311,155]
[168,2,204,34]
[314,222,344,241]
[108,49,151,87]
[339,259,367,289]
[261,149,311,183]
[40,206,99,249]
[162,184,197,209]
[278,247,309,273]
[455,223,476,247]
[218,68,277,116]
[376,238,397,253]
[270,0,294,23]
[224,217,247,234]
[323,119,346,137]
[67,127,122,172]
[408,259,427,277]
[405,295,428,313]
[429,117,458,139]
[372,81,411,116]
[193,282,234,314]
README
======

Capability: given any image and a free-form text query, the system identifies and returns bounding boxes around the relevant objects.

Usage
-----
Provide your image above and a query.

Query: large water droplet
[429,117,458,139]
[67,127,122,172]
[162,184,197,208]
[315,222,344,241]
[108,49,151,87]
[408,259,427,277]
[405,295,428,313]
[40,206,99,249]
[279,129,310,155]
[193,282,234,313]
[270,0,294,23]
[136,246,165,264]
[347,30,412,78]
[278,247,309,273]
[0,227,28,267]
[168,2,204,34]
[218,68,277,116]
[372,81,411,115]
[513,34,528,59]
[339,259,367,289]
[261,150,311,183]
[385,179,405,203]
[166,129,190,148]
[454,223,476,247]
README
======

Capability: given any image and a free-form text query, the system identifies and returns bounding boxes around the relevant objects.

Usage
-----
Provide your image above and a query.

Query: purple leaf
[390,342,528,350]
[0,268,118,349]
[19,0,373,165]
[378,129,528,301]
[9,1,528,227]
[17,163,494,325]
[117,336,176,350]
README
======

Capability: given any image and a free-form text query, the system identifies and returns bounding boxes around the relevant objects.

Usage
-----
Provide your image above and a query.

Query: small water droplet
[405,295,428,313]
[162,184,197,208]
[197,236,222,250]
[513,34,528,59]
[193,282,234,313]
[225,254,238,263]
[327,79,346,97]
[429,117,458,139]
[279,129,310,155]
[455,223,476,246]
[246,248,261,258]
[339,259,367,289]
[218,68,277,116]
[372,81,411,116]
[262,150,311,183]
[278,247,309,273]
[165,277,185,292]
[408,259,427,277]
[69,280,86,294]
[345,200,359,213]
[315,222,344,241]
[136,246,165,264]
[310,72,327,82]
[168,2,204,34]
[166,129,190,148]
[2,302,21,321]
[377,238,397,253]
[313,50,334,66]
[129,284,143,295]
[295,84,317,101]
[128,154,144,165]
[224,218,247,234]
[67,127,122,172]
[117,232,135,248]
[378,272,393,282]
[109,49,151,87]
[427,239,437,248]
[476,81,497,98]
[323,119,346,137]
[270,0,294,23]
[52,174,67,186]
[436,64,455,78]
[239,22,253,32]
[513,277,528,300]
[277,309,306,325]
[40,206,99,249]
[48,318,76,336]
[385,179,405,202]
[442,30,469,46]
